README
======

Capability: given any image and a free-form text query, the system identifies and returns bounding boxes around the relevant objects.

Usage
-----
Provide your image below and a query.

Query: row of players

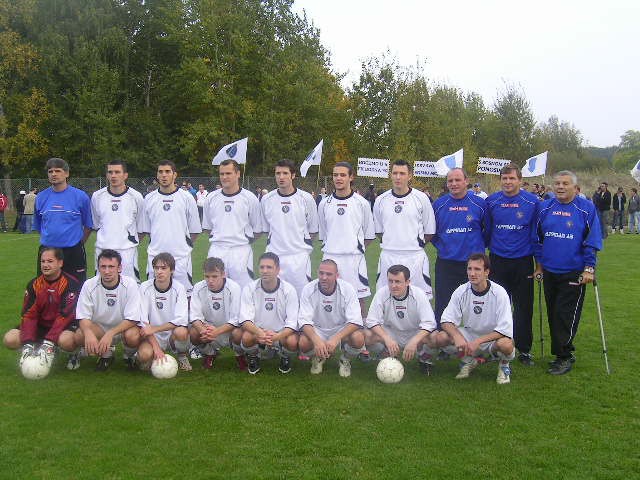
[5,248,515,384]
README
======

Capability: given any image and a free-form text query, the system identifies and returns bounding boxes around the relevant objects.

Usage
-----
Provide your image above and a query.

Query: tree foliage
[613,130,640,171]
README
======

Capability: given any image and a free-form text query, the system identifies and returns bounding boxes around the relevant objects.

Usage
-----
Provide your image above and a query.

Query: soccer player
[141,160,202,295]
[372,160,435,297]
[202,159,261,289]
[364,265,437,374]
[298,259,365,377]
[533,171,602,375]
[486,164,540,366]
[239,252,299,374]
[260,159,319,295]
[130,253,192,371]
[35,158,93,282]
[73,249,141,371]
[432,253,515,384]
[318,161,375,316]
[3,248,81,370]
[432,168,488,324]
[190,257,247,370]
[91,160,144,281]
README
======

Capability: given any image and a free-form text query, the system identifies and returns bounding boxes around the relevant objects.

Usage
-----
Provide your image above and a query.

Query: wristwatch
[584,266,595,274]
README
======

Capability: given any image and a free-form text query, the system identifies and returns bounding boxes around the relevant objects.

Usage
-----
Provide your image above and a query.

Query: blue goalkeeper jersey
[486,189,539,258]
[34,185,92,247]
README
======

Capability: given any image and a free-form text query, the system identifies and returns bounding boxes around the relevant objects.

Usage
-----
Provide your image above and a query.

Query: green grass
[0,231,638,479]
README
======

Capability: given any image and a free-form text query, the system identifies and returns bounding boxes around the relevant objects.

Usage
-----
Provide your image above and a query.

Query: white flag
[434,148,464,176]
[521,151,548,177]
[299,140,323,177]
[630,159,640,182]
[212,137,248,165]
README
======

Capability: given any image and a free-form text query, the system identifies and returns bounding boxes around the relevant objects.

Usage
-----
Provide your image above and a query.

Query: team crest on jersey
[265,302,274,311]
[112,203,119,211]
[396,310,405,319]
[281,205,290,213]
[337,207,345,215]
[466,215,473,223]
[212,302,221,310]
[324,304,333,312]
[516,211,524,219]
[107,298,116,307]
[566,221,573,228]
[394,205,403,213]
[473,306,482,314]
[163,203,171,211]
[225,205,232,212]
[156,301,163,310]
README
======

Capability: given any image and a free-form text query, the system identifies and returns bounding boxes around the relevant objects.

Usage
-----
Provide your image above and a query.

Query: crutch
[592,278,611,375]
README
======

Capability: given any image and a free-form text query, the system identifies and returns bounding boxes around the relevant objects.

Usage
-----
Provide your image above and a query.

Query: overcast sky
[293,0,639,147]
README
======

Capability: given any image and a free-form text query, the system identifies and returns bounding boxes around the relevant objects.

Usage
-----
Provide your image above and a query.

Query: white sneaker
[455,358,478,379]
[66,352,81,370]
[177,354,192,371]
[338,356,351,378]
[310,356,325,374]
[497,363,511,384]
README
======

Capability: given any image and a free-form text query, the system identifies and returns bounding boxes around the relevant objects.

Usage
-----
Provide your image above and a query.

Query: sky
[292,0,639,147]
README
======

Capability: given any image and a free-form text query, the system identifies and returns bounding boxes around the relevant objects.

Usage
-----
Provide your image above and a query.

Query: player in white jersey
[189,257,247,371]
[73,250,141,371]
[91,160,144,281]
[318,162,375,317]
[365,265,438,375]
[202,159,261,289]
[260,159,319,295]
[373,160,436,298]
[432,253,515,384]
[140,160,202,295]
[239,253,299,374]
[298,259,365,377]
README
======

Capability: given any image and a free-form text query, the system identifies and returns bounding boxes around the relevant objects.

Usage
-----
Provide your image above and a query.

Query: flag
[521,151,548,177]
[212,137,248,165]
[433,149,464,176]
[299,140,323,177]
[631,159,640,182]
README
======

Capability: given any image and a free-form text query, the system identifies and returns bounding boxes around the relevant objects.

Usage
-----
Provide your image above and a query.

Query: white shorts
[323,253,370,298]
[377,250,432,299]
[147,254,193,296]
[207,243,254,289]
[96,247,140,283]
[371,327,421,348]
[275,252,311,296]
[459,328,497,355]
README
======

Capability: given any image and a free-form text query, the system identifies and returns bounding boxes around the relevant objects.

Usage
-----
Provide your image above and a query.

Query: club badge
[156,301,163,310]
[265,302,274,311]
[163,203,171,211]
[396,310,405,319]
[107,298,116,307]
[281,205,290,213]
[324,304,333,312]
[473,306,482,314]
[225,205,232,212]
[212,302,221,310]
[112,203,119,211]
[394,205,403,213]
[337,207,345,215]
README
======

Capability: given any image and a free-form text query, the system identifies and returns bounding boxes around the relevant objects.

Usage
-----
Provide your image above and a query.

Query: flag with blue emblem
[521,151,548,178]
[300,139,323,177]
[433,148,464,176]
[631,159,640,182]
[212,137,248,165]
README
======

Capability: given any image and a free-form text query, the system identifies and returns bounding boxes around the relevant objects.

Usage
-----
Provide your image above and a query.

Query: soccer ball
[151,355,178,379]
[20,355,51,380]
[376,357,405,384]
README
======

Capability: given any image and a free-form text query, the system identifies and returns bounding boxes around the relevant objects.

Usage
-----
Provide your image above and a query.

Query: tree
[613,130,640,171]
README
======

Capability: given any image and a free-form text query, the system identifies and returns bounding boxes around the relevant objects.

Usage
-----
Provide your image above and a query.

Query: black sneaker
[436,350,451,361]
[124,356,137,371]
[247,355,260,375]
[278,355,292,374]
[547,358,573,375]
[419,360,433,376]
[517,352,535,366]
[548,354,576,367]
[95,356,114,372]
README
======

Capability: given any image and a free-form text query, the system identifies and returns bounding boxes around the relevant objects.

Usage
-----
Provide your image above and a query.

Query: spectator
[611,187,626,234]
[195,183,209,223]
[0,190,8,232]
[22,189,37,233]
[594,182,612,239]
[315,186,327,206]
[363,184,377,211]
[627,188,640,234]
[472,183,488,199]
[13,190,26,232]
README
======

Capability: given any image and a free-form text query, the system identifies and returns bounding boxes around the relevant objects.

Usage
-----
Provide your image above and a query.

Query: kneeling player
[73,249,141,371]
[432,253,515,384]
[364,265,437,374]
[3,248,81,370]
[298,259,365,377]
[130,253,191,371]
[189,257,246,370]
[239,252,299,374]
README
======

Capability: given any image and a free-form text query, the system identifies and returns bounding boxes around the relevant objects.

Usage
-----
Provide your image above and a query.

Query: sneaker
[95,356,114,372]
[358,350,372,362]
[124,356,137,371]
[517,352,535,366]
[177,354,192,371]
[497,363,511,384]
[310,356,325,374]
[548,354,576,367]
[338,356,351,378]
[437,350,451,361]
[419,360,433,376]
[66,353,81,371]
[202,354,217,370]
[247,355,260,375]
[19,343,35,366]
[235,354,248,371]
[189,345,203,360]
[278,355,292,374]
[548,358,573,375]
[455,358,478,379]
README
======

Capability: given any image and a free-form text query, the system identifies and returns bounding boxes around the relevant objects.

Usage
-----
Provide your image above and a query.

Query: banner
[299,140,323,178]
[476,157,512,175]
[413,161,440,178]
[434,148,464,176]
[631,159,640,182]
[212,137,248,166]
[522,151,548,177]
[357,158,390,178]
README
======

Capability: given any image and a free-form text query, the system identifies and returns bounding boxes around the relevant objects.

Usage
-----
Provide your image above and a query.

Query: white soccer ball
[151,355,178,379]
[20,355,51,380]
[376,357,405,384]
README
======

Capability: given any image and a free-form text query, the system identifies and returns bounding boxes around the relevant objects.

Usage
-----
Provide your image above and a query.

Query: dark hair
[468,253,490,270]
[203,257,225,273]
[275,159,296,175]
[45,157,69,172]
[157,160,177,172]
[40,247,64,262]
[334,162,354,176]
[97,249,122,266]
[220,159,240,172]
[387,264,410,280]
[500,163,522,179]
[152,252,176,271]
[107,159,128,173]
[391,160,412,174]
[259,252,280,268]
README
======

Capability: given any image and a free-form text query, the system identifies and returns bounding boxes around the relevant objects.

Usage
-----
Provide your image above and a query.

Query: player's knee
[3,329,21,350]
[230,328,243,343]
[496,337,514,355]
[241,330,256,346]
[348,329,365,348]
[189,328,201,344]
[173,327,189,342]
[137,342,153,363]
[57,332,76,352]
[284,334,298,351]
[123,327,141,347]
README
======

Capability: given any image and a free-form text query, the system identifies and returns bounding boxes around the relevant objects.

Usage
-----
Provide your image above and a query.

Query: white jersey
[76,274,141,329]
[298,278,363,338]
[195,189,209,207]
[373,188,435,251]
[441,281,513,338]
[91,186,144,250]
[139,279,188,345]
[202,188,260,247]
[190,278,242,328]
[141,188,202,257]
[260,188,319,255]
[240,279,298,332]
[318,192,375,255]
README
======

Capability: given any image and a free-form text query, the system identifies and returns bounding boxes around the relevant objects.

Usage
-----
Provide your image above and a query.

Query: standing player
[141,160,201,295]
[364,265,437,374]
[486,164,539,366]
[433,254,515,384]
[318,161,375,316]
[91,160,144,281]
[260,159,319,295]
[202,159,261,289]
[373,160,435,297]
[190,257,247,370]
[533,171,602,375]
[298,260,365,377]
[239,253,299,374]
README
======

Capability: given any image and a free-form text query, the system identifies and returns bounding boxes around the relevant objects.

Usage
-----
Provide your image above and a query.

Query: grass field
[0,230,638,479]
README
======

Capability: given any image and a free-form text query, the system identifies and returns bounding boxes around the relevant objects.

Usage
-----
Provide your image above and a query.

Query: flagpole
[315,165,321,195]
